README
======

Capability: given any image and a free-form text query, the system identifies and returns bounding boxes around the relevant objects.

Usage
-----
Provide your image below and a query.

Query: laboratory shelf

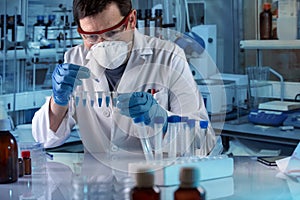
[0,48,67,60]
[0,89,52,112]
[240,40,300,49]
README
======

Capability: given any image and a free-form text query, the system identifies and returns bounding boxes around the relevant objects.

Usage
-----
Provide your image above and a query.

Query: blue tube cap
[200,121,208,129]
[134,115,145,124]
[167,115,181,123]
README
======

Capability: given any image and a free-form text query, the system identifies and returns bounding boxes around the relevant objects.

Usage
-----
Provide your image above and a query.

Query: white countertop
[1,151,299,200]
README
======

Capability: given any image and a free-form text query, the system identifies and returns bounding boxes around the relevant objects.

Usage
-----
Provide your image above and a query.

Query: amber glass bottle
[260,3,272,40]
[174,167,206,200]
[130,168,160,200]
[0,118,18,184]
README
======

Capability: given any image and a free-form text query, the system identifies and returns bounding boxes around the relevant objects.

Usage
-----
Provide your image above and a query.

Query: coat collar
[132,29,153,57]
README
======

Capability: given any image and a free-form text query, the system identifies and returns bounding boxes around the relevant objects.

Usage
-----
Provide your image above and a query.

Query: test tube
[153,116,164,160]
[186,119,196,157]
[167,115,181,159]
[200,121,209,154]
[179,116,188,157]
[133,115,154,161]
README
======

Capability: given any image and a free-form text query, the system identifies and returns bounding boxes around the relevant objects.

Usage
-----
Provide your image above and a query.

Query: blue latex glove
[52,63,90,106]
[117,92,168,130]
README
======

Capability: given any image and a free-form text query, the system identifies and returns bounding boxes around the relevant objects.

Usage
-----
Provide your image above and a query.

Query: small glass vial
[174,167,206,200]
[21,151,32,175]
[130,168,160,200]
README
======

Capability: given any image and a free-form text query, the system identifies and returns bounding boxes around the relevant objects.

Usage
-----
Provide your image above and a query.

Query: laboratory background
[1,0,300,199]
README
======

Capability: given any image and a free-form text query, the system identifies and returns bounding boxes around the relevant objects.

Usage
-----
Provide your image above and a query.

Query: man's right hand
[52,63,90,106]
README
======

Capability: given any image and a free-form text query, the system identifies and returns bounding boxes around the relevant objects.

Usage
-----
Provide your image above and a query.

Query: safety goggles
[78,10,132,44]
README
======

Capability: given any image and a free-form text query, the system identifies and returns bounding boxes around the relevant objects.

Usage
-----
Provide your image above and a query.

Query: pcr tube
[153,116,164,160]
[90,99,94,107]
[75,95,80,106]
[167,115,181,159]
[82,91,87,107]
[97,91,103,107]
[134,115,154,161]
[105,93,110,107]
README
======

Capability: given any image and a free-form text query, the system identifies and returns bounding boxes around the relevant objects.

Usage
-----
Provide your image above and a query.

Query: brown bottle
[0,118,18,184]
[260,3,272,40]
[130,168,160,200]
[174,167,206,200]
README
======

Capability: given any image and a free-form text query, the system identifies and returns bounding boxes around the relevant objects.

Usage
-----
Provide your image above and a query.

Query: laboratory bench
[214,116,300,156]
[0,151,299,200]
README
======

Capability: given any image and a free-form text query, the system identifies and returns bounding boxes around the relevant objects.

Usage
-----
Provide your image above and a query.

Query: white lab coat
[32,29,216,155]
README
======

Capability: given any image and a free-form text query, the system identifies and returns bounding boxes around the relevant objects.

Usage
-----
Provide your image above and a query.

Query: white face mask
[89,41,131,70]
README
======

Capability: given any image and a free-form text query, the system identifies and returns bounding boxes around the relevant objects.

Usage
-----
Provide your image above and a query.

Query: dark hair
[73,0,132,26]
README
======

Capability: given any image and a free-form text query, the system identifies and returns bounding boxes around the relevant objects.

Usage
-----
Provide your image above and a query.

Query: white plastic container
[277,0,298,40]
[277,16,297,39]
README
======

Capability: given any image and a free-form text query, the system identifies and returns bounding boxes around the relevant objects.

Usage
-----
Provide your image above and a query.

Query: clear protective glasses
[77,10,132,44]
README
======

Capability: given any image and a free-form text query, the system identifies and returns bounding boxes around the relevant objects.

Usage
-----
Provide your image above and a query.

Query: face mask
[89,41,131,70]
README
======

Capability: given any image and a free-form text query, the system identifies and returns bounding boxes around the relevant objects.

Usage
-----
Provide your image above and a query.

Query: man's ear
[129,9,137,29]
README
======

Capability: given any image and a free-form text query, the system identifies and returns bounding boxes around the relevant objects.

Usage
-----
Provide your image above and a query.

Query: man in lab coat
[32,0,216,156]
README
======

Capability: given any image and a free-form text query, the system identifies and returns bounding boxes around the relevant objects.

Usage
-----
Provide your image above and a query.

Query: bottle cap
[200,121,208,129]
[179,167,200,187]
[48,14,56,21]
[21,151,31,159]
[134,115,145,124]
[167,115,181,123]
[263,3,271,10]
[135,168,155,187]
[37,15,44,21]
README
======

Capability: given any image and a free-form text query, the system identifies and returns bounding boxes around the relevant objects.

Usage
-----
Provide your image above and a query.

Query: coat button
[103,109,111,117]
